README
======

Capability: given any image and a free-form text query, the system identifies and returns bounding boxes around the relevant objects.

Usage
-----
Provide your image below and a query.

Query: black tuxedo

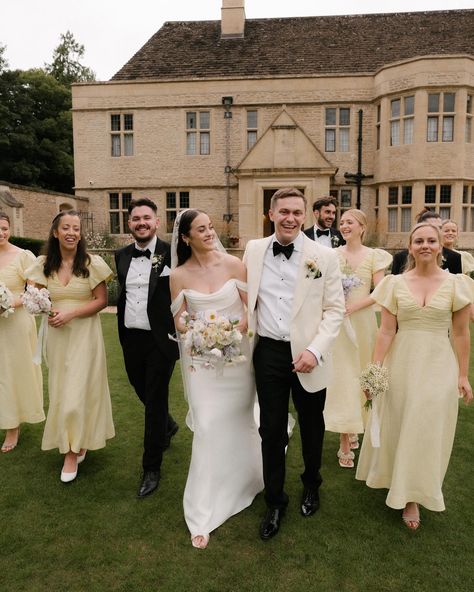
[391,246,462,275]
[115,238,179,472]
[304,226,345,247]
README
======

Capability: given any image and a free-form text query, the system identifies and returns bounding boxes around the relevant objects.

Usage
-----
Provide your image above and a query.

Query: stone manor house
[71,1,474,249]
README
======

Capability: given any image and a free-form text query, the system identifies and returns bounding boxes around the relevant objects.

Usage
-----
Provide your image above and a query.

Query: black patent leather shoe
[259,508,285,541]
[164,422,179,450]
[137,470,160,498]
[300,487,320,517]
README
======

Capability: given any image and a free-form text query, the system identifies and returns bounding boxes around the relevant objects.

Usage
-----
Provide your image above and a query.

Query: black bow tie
[273,242,294,259]
[316,228,330,237]
[132,247,151,259]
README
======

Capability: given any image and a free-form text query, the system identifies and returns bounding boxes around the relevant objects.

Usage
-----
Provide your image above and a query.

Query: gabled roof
[111,10,474,81]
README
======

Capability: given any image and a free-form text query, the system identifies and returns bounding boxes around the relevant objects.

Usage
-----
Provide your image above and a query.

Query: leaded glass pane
[443,93,455,112]
[186,112,197,129]
[199,111,210,129]
[186,132,196,155]
[325,129,335,152]
[111,134,121,157]
[124,134,134,156]
[339,128,349,152]
[428,93,440,113]
[247,110,257,128]
[442,116,454,142]
[401,208,412,232]
[200,132,210,155]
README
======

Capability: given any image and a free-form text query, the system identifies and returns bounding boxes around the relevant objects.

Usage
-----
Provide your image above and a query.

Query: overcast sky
[1,0,472,80]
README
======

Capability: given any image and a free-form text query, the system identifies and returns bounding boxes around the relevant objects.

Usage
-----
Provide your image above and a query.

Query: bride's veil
[170,209,227,269]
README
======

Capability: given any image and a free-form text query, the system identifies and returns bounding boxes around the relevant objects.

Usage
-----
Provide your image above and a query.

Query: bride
[170,209,263,549]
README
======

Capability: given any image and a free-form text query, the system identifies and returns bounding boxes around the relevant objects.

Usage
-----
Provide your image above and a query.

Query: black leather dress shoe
[137,470,160,498]
[300,487,320,517]
[259,508,285,541]
[164,422,179,450]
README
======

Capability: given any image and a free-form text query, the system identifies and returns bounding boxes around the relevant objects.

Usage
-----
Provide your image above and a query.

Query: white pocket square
[160,265,171,277]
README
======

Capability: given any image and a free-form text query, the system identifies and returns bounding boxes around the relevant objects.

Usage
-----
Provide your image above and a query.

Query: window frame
[110,113,134,157]
[324,107,351,153]
[109,191,133,234]
[186,111,211,156]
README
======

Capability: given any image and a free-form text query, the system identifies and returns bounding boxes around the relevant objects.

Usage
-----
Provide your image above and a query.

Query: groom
[115,198,179,497]
[244,188,344,540]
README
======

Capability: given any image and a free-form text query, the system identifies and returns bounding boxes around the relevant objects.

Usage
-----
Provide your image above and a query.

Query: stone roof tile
[111,10,474,81]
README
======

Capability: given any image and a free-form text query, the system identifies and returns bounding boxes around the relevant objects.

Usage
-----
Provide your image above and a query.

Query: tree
[45,30,95,85]
[0,44,8,73]
[0,68,74,192]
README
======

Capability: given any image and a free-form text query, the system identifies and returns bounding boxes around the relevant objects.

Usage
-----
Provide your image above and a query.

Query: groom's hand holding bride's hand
[292,350,317,373]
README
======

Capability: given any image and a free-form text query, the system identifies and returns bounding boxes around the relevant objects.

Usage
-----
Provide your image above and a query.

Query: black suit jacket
[391,246,462,275]
[304,226,345,247]
[115,238,179,362]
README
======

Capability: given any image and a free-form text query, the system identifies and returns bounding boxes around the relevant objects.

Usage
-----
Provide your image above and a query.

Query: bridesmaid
[324,209,392,467]
[0,212,44,452]
[26,210,115,482]
[356,223,473,530]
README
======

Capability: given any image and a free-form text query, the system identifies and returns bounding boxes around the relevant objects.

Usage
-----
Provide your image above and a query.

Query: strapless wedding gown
[171,279,263,539]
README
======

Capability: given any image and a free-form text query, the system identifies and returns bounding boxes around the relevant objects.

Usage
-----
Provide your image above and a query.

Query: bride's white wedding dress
[171,279,263,541]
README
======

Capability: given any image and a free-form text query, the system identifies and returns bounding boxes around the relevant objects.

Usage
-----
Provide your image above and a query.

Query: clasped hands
[48,310,74,328]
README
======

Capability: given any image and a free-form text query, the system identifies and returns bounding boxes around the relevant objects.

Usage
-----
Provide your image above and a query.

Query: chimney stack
[221,0,245,39]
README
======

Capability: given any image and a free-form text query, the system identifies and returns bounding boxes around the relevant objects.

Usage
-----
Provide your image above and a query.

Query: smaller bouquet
[0,281,14,318]
[360,362,389,409]
[341,273,364,300]
[179,310,246,371]
[21,285,53,315]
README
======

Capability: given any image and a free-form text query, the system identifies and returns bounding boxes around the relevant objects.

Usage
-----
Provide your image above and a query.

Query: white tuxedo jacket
[243,234,344,393]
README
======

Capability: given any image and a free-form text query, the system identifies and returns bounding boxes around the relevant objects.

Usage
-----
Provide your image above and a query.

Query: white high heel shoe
[60,468,78,483]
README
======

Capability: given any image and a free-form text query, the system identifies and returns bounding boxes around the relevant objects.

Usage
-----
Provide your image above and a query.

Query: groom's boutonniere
[331,234,340,248]
[151,254,164,271]
[305,257,322,279]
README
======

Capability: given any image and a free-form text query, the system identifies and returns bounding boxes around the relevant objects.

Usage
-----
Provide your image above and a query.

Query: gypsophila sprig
[305,257,322,279]
[151,254,164,271]
[341,273,364,300]
[360,362,389,409]
[0,281,14,318]
[180,310,246,371]
[331,235,340,248]
[21,285,52,315]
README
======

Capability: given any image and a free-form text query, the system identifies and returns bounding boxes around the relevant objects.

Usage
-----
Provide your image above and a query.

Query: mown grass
[1,314,473,592]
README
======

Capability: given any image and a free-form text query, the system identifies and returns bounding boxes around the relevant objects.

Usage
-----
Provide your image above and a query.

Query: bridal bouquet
[21,285,53,315]
[360,362,389,409]
[0,281,14,318]
[179,310,246,370]
[341,273,364,300]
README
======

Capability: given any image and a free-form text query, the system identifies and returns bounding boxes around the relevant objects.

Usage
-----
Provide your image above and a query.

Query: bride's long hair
[176,209,205,266]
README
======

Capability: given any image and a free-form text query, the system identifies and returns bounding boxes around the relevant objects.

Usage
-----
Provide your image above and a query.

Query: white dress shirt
[256,233,322,364]
[313,224,332,248]
[124,235,157,330]
[257,233,303,341]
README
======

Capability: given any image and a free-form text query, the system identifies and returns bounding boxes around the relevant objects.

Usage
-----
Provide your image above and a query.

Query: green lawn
[1,314,473,592]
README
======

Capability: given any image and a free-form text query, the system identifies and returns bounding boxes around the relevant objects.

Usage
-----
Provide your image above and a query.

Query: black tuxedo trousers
[122,328,175,472]
[253,337,325,509]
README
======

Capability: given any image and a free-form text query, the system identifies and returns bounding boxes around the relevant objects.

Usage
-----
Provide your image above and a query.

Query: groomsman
[244,188,345,540]
[115,198,179,497]
[304,197,345,248]
[391,210,462,274]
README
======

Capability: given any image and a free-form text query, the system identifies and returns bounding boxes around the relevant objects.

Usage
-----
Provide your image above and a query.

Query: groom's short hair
[270,188,307,210]
[128,197,158,215]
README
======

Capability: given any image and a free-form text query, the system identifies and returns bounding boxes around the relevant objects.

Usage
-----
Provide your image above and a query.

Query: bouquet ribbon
[33,315,48,366]
[342,317,358,348]
[369,400,381,448]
